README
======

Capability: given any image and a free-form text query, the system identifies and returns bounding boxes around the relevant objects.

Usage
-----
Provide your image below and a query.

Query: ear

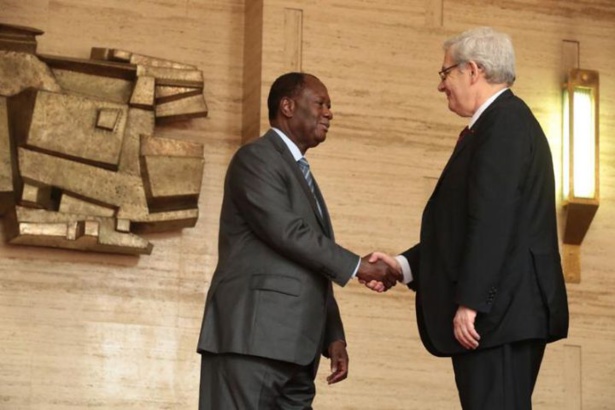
[468,61,482,84]
[280,96,295,118]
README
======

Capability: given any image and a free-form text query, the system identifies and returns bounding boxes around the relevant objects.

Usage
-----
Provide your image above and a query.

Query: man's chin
[313,133,327,146]
[448,102,462,116]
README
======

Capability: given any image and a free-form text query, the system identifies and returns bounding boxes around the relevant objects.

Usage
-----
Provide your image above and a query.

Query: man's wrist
[395,255,413,284]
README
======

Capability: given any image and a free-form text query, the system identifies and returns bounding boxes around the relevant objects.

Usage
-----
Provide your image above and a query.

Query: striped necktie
[297,157,322,216]
[297,157,316,195]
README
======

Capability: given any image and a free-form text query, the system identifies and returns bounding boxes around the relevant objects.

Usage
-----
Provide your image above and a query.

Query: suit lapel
[264,131,332,236]
[312,179,334,239]
[430,90,514,198]
[429,131,472,199]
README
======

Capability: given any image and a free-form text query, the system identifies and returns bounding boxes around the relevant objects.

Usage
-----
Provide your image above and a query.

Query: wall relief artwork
[0,22,207,255]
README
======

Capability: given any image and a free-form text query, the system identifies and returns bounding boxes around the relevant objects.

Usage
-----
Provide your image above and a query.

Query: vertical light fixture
[562,68,599,245]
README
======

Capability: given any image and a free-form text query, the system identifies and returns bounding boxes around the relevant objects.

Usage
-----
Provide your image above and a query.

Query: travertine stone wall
[1,0,614,409]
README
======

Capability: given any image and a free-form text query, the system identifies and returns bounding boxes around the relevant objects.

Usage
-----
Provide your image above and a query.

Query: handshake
[356,252,403,292]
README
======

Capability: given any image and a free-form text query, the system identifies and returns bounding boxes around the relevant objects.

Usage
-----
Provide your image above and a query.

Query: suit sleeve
[322,286,345,356]
[228,143,359,287]
[456,107,530,313]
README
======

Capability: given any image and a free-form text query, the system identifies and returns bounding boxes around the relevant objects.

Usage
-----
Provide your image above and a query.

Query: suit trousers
[452,339,547,410]
[199,352,316,410]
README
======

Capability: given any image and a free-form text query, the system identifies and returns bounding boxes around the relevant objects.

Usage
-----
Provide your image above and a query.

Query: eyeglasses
[438,63,460,81]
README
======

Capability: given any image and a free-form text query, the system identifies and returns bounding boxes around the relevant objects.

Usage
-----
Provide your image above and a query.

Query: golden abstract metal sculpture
[0,22,207,255]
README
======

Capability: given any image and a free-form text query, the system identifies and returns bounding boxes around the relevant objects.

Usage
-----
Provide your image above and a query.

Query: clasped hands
[356,252,402,292]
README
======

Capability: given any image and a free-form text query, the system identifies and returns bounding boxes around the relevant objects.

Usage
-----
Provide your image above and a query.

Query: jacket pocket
[250,274,301,297]
[530,249,569,342]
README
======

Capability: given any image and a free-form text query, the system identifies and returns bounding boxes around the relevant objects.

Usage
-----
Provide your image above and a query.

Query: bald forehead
[303,75,328,96]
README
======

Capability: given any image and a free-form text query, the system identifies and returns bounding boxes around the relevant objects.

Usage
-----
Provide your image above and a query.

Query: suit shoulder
[229,136,288,180]
[492,92,528,112]
[486,94,540,127]
[233,134,278,162]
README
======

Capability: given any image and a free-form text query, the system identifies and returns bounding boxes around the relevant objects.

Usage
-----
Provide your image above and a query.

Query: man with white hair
[372,27,569,409]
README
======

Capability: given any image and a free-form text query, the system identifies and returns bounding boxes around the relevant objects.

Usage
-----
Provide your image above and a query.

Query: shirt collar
[272,127,303,161]
[469,88,508,129]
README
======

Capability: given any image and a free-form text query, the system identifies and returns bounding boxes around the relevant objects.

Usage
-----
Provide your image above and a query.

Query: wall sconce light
[562,68,599,245]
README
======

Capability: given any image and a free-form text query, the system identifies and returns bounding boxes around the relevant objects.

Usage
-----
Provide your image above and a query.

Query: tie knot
[298,157,310,170]
[457,126,472,144]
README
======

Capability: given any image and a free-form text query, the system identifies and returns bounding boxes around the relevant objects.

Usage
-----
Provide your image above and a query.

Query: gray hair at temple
[444,27,516,86]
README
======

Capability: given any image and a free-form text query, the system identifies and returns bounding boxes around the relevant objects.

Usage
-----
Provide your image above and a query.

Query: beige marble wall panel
[0,96,13,213]
[1,0,615,409]
[241,0,263,143]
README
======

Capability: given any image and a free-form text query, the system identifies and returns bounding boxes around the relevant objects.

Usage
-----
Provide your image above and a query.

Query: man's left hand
[326,340,349,385]
[453,305,480,350]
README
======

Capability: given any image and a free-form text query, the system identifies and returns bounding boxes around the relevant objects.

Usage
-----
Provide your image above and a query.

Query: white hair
[444,27,516,86]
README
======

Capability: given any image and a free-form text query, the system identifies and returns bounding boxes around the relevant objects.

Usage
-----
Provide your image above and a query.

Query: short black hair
[267,72,310,121]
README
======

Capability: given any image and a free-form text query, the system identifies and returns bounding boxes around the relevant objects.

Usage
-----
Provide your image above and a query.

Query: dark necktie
[297,158,322,216]
[457,126,471,145]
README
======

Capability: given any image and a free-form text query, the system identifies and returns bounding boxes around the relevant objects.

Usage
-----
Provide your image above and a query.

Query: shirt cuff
[351,257,360,278]
[395,255,413,284]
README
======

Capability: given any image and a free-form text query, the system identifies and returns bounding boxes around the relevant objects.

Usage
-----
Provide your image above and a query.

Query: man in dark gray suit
[197,72,399,409]
[372,27,569,409]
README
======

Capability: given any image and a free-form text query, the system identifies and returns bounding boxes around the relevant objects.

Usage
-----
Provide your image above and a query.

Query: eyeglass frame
[438,63,461,81]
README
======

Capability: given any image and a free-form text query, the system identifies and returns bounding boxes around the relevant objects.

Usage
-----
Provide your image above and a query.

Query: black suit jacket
[403,90,569,357]
[197,130,359,366]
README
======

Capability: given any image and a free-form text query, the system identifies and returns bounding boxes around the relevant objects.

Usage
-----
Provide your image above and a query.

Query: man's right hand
[356,255,402,291]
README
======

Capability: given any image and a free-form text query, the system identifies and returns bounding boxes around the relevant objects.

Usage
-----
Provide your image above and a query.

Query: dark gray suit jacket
[403,90,569,357]
[197,130,359,366]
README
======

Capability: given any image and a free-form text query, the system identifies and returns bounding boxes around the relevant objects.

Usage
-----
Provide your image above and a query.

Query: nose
[324,106,333,120]
[437,80,446,92]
